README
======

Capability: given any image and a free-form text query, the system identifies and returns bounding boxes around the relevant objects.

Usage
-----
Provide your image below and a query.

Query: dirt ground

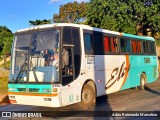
[0,94,10,106]
[0,68,10,106]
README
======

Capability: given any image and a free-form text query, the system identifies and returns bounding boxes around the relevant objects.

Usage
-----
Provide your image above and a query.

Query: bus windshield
[10,29,60,83]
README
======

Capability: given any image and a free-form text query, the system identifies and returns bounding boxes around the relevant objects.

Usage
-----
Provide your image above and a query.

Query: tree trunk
[136,24,143,36]
[3,54,6,69]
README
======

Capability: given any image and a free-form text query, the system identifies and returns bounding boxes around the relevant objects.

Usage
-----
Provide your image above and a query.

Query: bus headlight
[43,89,51,92]
[9,87,16,91]
[43,89,47,92]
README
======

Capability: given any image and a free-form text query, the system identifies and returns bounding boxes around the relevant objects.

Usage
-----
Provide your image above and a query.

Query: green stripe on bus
[122,33,154,41]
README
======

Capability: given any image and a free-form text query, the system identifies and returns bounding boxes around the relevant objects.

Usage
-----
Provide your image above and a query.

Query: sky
[0,0,89,33]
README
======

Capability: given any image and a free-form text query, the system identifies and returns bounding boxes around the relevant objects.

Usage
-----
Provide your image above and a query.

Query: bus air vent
[29,88,39,92]
[17,88,26,92]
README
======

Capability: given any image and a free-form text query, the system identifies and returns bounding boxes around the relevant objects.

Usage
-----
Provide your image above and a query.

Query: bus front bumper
[8,92,62,107]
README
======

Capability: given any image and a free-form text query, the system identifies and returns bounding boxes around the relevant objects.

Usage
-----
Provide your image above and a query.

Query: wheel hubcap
[141,77,145,86]
[82,90,91,103]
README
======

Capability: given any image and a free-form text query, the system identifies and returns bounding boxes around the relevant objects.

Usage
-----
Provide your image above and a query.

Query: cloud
[49,0,61,4]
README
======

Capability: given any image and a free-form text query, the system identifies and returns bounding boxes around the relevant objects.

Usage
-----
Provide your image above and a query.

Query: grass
[0,69,9,95]
[0,61,10,94]
[0,55,3,61]
[0,60,10,94]
[0,60,11,69]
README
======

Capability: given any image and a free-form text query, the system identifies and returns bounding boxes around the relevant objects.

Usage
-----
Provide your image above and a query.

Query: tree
[53,1,87,23]
[29,19,51,26]
[86,0,160,38]
[0,26,13,68]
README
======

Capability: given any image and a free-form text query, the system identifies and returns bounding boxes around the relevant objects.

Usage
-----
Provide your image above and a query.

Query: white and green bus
[8,23,158,107]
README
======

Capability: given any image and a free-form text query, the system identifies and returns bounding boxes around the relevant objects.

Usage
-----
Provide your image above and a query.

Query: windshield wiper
[15,61,39,84]
[15,61,27,84]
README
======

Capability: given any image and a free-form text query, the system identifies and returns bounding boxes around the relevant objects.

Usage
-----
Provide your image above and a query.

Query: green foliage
[86,0,160,37]
[0,26,13,55]
[53,1,87,23]
[29,19,51,26]
[155,32,160,46]
[0,60,10,69]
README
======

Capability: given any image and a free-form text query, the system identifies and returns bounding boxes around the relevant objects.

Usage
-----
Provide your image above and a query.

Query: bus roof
[15,23,155,41]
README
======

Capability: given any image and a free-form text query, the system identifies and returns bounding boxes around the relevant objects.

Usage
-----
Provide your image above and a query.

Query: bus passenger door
[61,46,77,106]
[61,27,81,106]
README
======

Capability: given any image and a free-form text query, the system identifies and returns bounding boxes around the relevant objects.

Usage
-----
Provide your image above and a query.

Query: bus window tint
[131,40,137,53]
[111,37,119,53]
[131,40,142,54]
[93,32,104,55]
[104,36,110,53]
[150,42,156,54]
[126,39,131,52]
[120,38,131,53]
[143,42,149,54]
[84,33,93,55]
[72,28,81,79]
[63,27,72,44]
[137,41,142,53]
[120,38,126,52]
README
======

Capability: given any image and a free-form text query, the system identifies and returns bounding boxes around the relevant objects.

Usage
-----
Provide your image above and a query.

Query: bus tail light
[52,88,58,92]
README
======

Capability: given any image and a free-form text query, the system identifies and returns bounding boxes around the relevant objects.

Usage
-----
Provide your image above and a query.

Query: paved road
[0,78,160,120]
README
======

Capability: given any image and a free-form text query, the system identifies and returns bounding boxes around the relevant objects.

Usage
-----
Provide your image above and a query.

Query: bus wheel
[81,84,95,107]
[139,73,146,90]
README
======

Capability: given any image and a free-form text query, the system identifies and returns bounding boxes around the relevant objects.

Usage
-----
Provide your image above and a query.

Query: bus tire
[138,73,146,90]
[81,84,95,107]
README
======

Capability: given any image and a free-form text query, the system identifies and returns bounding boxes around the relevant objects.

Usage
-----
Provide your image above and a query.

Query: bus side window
[84,33,93,55]
[126,39,131,53]
[120,38,131,54]
[93,31,104,55]
[111,37,119,53]
[150,42,156,54]
[137,41,142,54]
[104,36,110,53]
[131,40,137,54]
[143,41,149,54]
[120,38,126,52]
